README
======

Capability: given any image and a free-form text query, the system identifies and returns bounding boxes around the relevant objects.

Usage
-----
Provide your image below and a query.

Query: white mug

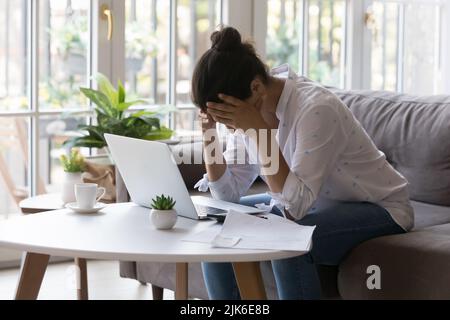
[75,183,106,209]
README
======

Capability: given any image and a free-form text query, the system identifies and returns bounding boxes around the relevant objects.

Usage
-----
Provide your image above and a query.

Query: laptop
[104,134,264,220]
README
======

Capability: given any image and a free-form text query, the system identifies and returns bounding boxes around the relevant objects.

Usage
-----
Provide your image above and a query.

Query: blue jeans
[202,194,406,300]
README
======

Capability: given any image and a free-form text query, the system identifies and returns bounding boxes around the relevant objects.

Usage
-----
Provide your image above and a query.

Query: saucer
[65,202,107,214]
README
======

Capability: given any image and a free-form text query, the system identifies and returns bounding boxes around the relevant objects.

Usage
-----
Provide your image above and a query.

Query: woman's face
[245,78,279,128]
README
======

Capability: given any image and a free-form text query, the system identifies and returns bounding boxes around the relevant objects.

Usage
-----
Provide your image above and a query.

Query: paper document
[183,211,316,252]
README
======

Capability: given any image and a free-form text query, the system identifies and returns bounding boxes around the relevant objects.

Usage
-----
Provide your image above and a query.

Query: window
[125,0,169,104]
[124,0,222,135]
[39,0,90,109]
[369,0,444,94]
[176,0,222,105]
[0,0,223,226]
[0,0,28,111]
[263,0,449,94]
[266,0,347,88]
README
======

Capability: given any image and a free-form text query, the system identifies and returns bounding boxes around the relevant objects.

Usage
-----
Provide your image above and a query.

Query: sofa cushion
[332,89,450,206]
[338,223,450,299]
[412,201,450,229]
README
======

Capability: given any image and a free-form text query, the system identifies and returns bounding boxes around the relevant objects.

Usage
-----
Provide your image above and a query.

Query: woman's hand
[206,94,267,132]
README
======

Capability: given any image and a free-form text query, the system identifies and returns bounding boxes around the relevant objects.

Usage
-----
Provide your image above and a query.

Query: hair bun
[211,27,242,52]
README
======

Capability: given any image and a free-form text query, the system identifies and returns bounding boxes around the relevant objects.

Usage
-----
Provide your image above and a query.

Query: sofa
[119,89,450,300]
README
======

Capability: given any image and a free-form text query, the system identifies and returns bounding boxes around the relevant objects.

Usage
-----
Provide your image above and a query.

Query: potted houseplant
[60,149,86,204]
[150,194,177,230]
[65,74,175,204]
[65,73,174,150]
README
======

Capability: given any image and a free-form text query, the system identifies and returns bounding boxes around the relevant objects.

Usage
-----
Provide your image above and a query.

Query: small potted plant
[150,194,177,230]
[60,149,86,204]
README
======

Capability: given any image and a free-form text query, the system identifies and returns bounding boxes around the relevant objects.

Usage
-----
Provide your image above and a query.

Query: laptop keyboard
[194,205,228,217]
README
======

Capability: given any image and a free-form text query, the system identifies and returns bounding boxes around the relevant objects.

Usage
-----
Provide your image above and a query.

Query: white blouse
[196,65,414,231]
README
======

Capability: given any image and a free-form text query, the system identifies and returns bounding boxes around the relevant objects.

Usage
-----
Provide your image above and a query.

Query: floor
[0,260,175,300]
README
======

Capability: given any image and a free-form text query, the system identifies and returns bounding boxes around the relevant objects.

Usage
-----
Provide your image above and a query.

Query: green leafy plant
[66,73,174,149]
[60,149,86,173]
[151,195,176,211]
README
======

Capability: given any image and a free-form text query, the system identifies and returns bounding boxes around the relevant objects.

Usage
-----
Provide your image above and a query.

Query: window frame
[251,0,450,92]
[0,0,227,199]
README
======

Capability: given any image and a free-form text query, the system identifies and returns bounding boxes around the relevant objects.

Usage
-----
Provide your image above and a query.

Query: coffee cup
[75,183,106,209]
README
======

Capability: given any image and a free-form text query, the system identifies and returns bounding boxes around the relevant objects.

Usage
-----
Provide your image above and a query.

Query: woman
[191,27,414,300]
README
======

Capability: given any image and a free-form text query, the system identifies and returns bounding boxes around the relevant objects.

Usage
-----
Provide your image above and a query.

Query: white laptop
[104,134,264,220]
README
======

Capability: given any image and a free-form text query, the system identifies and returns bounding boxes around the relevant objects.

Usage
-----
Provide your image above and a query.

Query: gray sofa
[120,89,450,300]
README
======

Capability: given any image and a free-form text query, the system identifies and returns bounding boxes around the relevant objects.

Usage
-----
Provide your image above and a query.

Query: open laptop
[104,134,264,220]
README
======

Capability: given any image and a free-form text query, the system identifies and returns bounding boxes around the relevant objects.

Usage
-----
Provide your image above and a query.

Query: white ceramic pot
[61,172,83,204]
[151,209,178,230]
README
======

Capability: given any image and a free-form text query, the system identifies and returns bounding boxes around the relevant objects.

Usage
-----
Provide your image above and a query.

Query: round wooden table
[0,203,301,300]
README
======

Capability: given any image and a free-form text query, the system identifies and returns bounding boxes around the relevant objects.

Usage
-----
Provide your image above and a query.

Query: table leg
[151,285,164,300]
[175,263,188,300]
[74,258,89,300]
[15,252,50,300]
[232,262,267,300]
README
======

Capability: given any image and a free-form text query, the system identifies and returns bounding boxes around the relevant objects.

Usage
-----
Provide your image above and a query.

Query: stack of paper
[183,211,316,252]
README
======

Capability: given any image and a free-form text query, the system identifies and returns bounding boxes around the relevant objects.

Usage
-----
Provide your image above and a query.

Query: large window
[125,0,169,105]
[264,0,449,94]
[39,0,90,109]
[266,0,347,88]
[0,0,223,226]
[0,0,28,112]
[369,0,444,94]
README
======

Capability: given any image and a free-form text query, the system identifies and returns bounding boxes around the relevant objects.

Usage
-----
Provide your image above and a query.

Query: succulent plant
[151,195,176,211]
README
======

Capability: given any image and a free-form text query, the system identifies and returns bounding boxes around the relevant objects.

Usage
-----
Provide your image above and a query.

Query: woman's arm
[198,112,260,203]
[199,112,227,182]
[250,129,296,219]
[206,95,291,193]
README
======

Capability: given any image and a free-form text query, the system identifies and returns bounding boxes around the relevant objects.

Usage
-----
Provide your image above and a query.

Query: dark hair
[191,26,270,111]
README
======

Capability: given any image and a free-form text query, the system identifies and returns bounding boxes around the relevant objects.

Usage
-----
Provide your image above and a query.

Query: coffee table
[0,203,301,300]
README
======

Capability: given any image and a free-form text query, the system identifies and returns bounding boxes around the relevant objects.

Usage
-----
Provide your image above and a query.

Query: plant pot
[150,209,178,230]
[61,172,83,204]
